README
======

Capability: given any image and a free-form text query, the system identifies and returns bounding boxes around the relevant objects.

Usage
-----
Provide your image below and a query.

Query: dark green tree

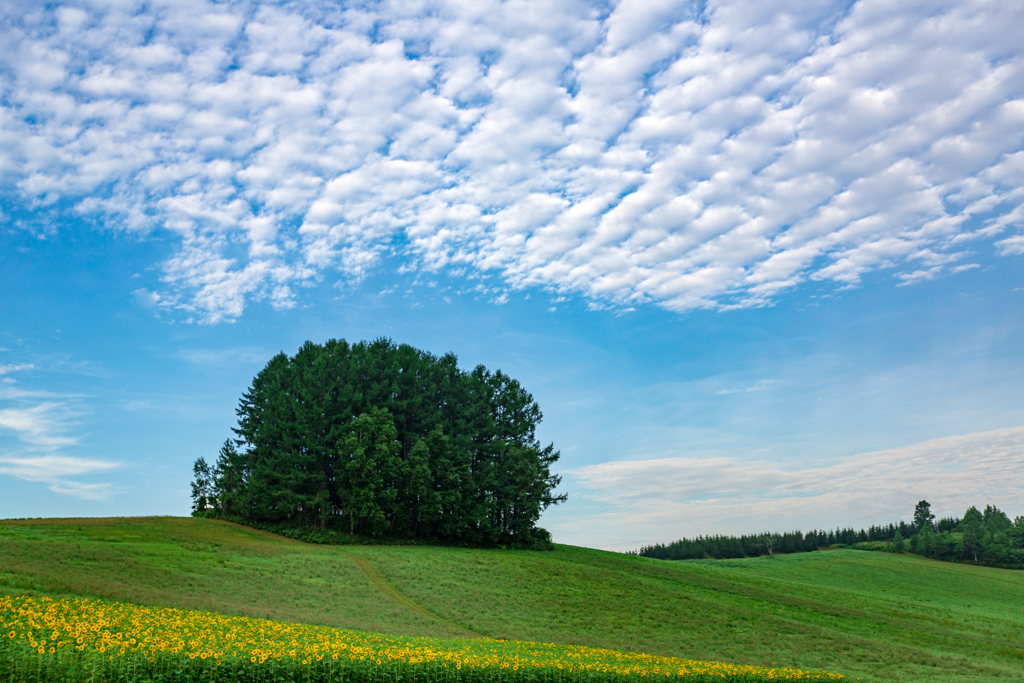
[401,438,437,535]
[917,523,935,557]
[913,500,935,532]
[424,427,468,539]
[190,457,213,514]
[342,408,400,536]
[212,439,244,517]
[635,503,1024,569]
[1011,516,1024,550]
[192,338,566,547]
[959,506,984,562]
[982,505,1012,534]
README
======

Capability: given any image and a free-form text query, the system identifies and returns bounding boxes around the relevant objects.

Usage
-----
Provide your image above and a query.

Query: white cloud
[0,372,117,499]
[559,426,1024,550]
[0,364,33,376]
[716,379,775,395]
[0,0,1022,322]
[0,402,79,450]
[998,234,1024,255]
[0,455,118,501]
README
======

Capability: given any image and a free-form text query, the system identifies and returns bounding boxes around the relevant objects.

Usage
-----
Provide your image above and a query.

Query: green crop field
[1,516,1022,682]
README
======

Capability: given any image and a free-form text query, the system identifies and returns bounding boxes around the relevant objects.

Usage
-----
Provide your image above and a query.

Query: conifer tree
[190,338,565,547]
[190,458,213,514]
[960,506,984,562]
[913,500,935,532]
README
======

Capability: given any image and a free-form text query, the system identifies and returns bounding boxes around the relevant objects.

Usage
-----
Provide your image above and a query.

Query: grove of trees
[637,500,1024,569]
[190,338,566,548]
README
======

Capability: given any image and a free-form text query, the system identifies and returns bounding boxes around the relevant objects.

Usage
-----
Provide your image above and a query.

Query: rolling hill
[1,516,1021,682]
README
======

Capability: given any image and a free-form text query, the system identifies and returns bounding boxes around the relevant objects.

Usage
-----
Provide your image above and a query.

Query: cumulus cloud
[561,426,1024,549]
[1,0,1022,321]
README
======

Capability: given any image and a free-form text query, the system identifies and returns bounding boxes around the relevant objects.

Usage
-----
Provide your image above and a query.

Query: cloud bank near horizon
[2,0,1023,322]
[558,426,1024,550]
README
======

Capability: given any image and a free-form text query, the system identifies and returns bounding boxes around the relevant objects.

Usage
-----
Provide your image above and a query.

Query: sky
[1,0,1022,551]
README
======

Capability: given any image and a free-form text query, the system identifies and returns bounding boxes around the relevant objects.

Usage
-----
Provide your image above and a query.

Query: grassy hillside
[1,516,1021,682]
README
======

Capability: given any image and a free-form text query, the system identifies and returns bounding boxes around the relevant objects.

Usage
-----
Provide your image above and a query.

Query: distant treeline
[191,338,566,548]
[636,501,1024,570]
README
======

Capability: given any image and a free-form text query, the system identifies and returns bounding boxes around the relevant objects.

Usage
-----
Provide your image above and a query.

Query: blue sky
[1,0,1023,550]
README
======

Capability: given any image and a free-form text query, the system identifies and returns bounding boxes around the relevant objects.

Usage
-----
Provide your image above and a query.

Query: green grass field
[1,516,1021,682]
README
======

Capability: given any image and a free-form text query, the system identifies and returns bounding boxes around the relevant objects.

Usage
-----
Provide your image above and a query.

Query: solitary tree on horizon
[913,500,935,532]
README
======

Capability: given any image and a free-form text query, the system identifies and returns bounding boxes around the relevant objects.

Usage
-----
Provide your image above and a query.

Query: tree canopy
[913,499,935,532]
[191,338,566,547]
[637,500,1024,569]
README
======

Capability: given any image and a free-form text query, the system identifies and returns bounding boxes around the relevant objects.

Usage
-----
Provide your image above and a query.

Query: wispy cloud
[717,379,776,395]
[1,0,1022,322]
[0,455,119,501]
[175,347,271,367]
[0,356,116,500]
[0,403,80,450]
[560,426,1024,550]
[0,387,86,401]
[998,235,1024,255]
[0,402,120,500]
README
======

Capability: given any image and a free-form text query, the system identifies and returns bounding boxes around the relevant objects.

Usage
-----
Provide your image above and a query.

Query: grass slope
[1,517,1021,682]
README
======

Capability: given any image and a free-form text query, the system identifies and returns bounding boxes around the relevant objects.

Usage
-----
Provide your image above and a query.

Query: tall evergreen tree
[190,338,565,547]
[212,439,244,517]
[190,458,213,514]
[959,506,984,562]
[342,408,400,536]
[982,505,1012,533]
[913,500,935,532]
[1012,516,1024,550]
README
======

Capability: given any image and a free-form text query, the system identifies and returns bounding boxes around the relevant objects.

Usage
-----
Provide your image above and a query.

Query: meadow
[0,594,837,683]
[1,516,1022,682]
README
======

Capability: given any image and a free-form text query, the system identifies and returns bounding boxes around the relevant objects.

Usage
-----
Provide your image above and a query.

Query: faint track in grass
[338,548,485,638]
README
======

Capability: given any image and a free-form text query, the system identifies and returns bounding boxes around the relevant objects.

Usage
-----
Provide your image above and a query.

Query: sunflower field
[0,595,843,682]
